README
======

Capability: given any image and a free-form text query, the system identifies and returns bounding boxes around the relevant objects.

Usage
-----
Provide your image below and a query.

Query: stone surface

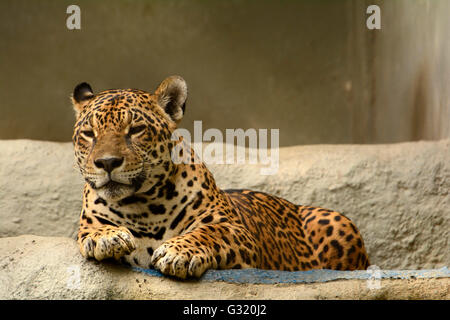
[1,235,448,300]
[0,139,449,269]
[0,140,83,239]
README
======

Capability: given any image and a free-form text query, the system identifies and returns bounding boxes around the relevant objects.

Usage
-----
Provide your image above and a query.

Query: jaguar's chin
[96,181,136,201]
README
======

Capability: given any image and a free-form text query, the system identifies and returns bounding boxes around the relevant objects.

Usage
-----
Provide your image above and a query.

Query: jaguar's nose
[94,157,124,173]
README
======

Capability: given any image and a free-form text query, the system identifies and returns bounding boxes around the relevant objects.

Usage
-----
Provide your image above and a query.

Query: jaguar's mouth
[101,180,129,190]
[95,179,136,201]
[83,169,147,199]
[85,177,131,191]
[92,172,134,189]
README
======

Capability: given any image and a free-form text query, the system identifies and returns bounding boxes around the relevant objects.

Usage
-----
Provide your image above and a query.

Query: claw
[151,245,166,265]
[152,241,210,279]
[82,238,95,258]
[79,226,136,262]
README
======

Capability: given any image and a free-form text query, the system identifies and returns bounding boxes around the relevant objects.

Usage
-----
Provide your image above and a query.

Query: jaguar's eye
[128,125,146,136]
[81,130,95,138]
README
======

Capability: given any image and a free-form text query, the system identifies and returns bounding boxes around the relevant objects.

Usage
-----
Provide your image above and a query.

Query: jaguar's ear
[154,76,187,123]
[71,82,94,116]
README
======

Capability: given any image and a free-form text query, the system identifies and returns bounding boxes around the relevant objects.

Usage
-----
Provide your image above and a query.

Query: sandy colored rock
[0,139,449,269]
[0,235,448,300]
[0,140,83,239]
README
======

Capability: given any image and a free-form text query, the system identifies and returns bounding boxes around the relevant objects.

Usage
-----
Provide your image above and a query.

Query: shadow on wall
[0,0,449,146]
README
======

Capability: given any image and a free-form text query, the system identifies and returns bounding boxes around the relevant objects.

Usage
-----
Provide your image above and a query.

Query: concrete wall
[0,0,449,146]
[1,139,448,270]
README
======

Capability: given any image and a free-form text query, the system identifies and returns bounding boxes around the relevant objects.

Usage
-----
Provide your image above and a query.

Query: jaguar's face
[71,76,187,201]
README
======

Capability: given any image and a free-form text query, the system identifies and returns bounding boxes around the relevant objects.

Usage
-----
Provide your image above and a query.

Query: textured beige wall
[0,0,449,146]
[1,139,448,270]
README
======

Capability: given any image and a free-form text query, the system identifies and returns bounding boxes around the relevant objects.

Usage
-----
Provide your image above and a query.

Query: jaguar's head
[71,76,187,201]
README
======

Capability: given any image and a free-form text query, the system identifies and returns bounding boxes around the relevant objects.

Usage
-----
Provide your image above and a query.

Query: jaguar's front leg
[77,211,136,261]
[151,223,258,279]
